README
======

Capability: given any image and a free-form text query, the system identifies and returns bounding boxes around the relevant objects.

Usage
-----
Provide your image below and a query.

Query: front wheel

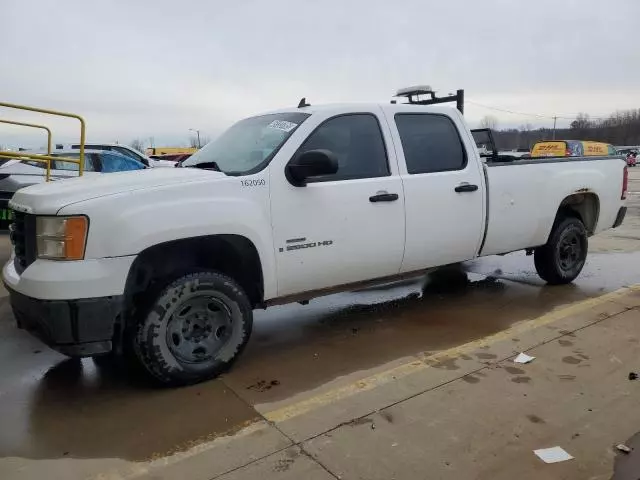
[534,217,588,285]
[128,271,253,386]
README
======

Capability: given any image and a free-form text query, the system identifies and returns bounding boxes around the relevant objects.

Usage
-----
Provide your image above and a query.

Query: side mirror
[285,149,338,187]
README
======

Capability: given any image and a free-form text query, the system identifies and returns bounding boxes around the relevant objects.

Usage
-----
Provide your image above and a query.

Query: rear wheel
[534,217,587,285]
[127,271,252,386]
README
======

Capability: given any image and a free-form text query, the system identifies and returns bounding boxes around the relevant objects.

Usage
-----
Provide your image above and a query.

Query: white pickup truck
[3,98,628,385]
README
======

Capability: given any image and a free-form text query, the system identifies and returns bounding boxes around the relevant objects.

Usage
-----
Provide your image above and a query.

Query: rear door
[385,107,485,273]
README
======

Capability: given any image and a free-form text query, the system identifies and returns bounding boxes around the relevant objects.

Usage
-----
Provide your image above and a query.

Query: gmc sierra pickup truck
[3,97,628,385]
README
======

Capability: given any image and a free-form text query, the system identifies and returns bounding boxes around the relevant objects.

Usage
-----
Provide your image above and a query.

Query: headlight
[36,216,88,260]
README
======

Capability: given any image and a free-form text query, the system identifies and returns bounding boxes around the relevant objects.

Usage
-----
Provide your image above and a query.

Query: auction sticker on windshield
[268,120,298,132]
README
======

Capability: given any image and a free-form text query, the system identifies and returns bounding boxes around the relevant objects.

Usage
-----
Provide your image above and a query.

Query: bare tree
[519,123,533,149]
[570,113,591,131]
[479,115,498,130]
[189,135,211,148]
[130,138,146,153]
[488,108,640,150]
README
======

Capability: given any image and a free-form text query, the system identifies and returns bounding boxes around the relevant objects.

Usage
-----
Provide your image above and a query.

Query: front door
[269,111,405,297]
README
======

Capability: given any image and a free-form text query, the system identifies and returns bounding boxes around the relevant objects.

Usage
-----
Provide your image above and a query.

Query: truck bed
[479,156,625,256]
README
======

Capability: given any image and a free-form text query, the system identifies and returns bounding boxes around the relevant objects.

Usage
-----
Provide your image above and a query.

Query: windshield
[181,112,310,174]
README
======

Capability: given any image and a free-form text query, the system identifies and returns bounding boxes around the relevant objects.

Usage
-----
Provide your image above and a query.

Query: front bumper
[7,286,122,356]
[2,252,136,356]
[3,253,136,300]
[613,206,627,228]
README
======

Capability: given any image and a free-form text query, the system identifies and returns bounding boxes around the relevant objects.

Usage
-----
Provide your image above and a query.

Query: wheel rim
[557,231,583,272]
[166,295,233,364]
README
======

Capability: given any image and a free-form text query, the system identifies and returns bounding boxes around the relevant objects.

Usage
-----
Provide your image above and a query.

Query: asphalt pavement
[1,169,639,480]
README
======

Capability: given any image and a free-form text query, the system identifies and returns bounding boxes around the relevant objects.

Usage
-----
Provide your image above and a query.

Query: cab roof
[262,102,462,117]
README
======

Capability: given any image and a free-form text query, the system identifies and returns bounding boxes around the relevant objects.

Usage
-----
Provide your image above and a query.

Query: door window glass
[395,114,466,174]
[297,114,389,181]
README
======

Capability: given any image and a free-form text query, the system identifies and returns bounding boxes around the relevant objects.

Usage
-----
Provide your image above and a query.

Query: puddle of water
[0,358,259,461]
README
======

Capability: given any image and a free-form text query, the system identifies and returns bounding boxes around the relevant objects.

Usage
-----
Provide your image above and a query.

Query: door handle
[454,183,478,193]
[369,192,399,203]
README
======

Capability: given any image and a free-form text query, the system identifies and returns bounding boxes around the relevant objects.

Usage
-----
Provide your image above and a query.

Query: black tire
[128,271,253,386]
[534,217,588,285]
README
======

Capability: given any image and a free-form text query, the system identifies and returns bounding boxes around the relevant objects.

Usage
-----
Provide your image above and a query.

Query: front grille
[10,211,36,274]
[0,196,12,231]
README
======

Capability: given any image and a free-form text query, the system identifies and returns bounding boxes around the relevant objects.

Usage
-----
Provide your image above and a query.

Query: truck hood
[9,167,225,214]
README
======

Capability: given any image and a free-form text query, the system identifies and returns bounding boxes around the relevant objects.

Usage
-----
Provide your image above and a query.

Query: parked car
[531,140,618,157]
[56,143,177,167]
[0,149,146,226]
[627,153,637,167]
[3,99,627,386]
[616,148,638,167]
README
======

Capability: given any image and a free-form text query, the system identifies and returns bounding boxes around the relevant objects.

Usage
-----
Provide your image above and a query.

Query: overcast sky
[1,0,639,149]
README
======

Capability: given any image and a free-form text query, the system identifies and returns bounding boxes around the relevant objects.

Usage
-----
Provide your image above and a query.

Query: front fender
[58,183,277,299]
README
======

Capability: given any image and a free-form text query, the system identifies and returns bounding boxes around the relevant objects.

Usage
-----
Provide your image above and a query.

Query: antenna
[297,97,310,108]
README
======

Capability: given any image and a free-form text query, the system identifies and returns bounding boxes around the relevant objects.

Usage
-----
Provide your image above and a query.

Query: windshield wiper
[188,161,222,172]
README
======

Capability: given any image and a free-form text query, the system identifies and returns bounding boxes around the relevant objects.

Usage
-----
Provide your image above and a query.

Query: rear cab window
[394,114,466,174]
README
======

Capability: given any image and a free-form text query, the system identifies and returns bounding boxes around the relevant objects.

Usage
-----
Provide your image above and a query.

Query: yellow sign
[531,142,566,157]
[146,147,198,156]
[532,140,614,158]
[583,141,608,156]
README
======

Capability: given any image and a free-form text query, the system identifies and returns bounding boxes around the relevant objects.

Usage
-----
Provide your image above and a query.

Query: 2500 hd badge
[279,238,333,253]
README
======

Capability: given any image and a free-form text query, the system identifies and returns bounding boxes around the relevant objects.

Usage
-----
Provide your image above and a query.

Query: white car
[0,149,146,225]
[3,99,628,386]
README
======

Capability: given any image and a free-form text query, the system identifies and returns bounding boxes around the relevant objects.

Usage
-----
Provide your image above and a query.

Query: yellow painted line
[264,286,639,423]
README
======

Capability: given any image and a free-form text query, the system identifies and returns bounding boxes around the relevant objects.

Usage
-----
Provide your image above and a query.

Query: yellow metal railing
[0,102,86,181]
[0,119,54,180]
[0,119,52,155]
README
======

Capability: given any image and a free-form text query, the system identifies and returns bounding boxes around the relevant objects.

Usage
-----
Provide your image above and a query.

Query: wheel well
[124,235,264,311]
[555,192,600,235]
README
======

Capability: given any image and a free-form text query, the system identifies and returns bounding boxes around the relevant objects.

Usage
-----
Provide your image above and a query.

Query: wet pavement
[0,172,639,477]
[1,248,640,464]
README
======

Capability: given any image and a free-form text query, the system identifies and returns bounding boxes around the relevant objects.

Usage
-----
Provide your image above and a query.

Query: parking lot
[0,169,638,480]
